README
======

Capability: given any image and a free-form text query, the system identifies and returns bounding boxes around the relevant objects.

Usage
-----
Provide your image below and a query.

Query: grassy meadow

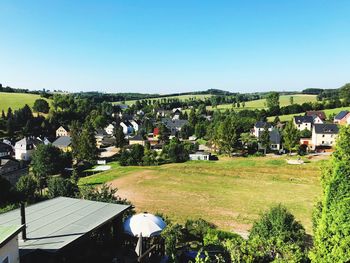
[207,94,317,111]
[0,92,51,112]
[79,156,323,234]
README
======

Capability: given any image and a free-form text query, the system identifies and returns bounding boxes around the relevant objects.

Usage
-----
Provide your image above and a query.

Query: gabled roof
[257,129,281,144]
[0,225,23,248]
[129,134,145,141]
[254,121,272,129]
[314,124,339,134]
[15,137,43,148]
[0,197,130,254]
[161,118,188,129]
[306,111,326,120]
[57,125,70,131]
[52,136,71,147]
[294,116,314,124]
[0,159,19,168]
[334,110,349,120]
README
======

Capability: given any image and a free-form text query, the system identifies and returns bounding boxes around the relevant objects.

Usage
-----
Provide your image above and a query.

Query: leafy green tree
[300,128,312,138]
[16,175,38,203]
[31,144,64,192]
[113,125,126,148]
[259,125,270,154]
[33,99,50,113]
[283,121,300,154]
[339,83,350,106]
[289,96,294,105]
[188,108,198,127]
[310,126,350,262]
[163,138,188,163]
[248,204,308,262]
[0,177,16,207]
[195,122,206,138]
[161,223,184,263]
[266,92,280,115]
[47,177,79,198]
[180,123,193,139]
[217,114,241,154]
[79,121,98,164]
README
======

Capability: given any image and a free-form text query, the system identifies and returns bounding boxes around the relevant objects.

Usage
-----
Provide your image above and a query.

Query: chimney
[20,202,27,240]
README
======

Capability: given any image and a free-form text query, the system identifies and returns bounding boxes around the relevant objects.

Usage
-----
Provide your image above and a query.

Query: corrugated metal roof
[0,197,130,254]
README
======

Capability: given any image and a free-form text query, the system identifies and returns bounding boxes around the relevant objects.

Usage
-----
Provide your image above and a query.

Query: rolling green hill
[207,94,317,111]
[0,92,51,113]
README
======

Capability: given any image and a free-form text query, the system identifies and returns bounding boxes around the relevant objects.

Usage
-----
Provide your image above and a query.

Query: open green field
[207,94,317,111]
[79,156,323,234]
[0,92,51,112]
[114,94,213,106]
[267,106,350,122]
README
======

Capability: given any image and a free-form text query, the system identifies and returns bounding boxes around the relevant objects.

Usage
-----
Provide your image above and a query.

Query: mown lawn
[0,92,51,112]
[207,94,317,111]
[79,156,323,234]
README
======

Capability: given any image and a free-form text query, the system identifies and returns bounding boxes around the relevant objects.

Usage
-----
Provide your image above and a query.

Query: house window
[322,135,325,137]
[2,256,9,263]
[322,141,325,144]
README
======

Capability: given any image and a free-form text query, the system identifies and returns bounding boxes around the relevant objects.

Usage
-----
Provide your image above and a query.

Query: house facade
[0,142,12,158]
[120,121,134,135]
[334,111,350,125]
[293,116,314,131]
[56,126,70,137]
[129,135,147,146]
[311,124,339,151]
[252,121,272,138]
[105,123,116,135]
[14,137,43,161]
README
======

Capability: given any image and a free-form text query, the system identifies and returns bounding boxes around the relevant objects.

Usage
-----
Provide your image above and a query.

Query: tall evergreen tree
[79,121,98,164]
[114,125,126,148]
[310,126,350,262]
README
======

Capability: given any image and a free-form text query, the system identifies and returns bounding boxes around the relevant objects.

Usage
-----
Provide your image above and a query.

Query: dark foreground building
[0,197,130,263]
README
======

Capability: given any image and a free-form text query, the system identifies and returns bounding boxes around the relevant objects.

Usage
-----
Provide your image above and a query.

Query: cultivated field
[79,156,323,234]
[0,92,51,112]
[207,94,317,111]
[115,94,213,106]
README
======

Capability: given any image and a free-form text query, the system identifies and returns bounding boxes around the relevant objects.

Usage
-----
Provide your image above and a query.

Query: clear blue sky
[0,0,349,94]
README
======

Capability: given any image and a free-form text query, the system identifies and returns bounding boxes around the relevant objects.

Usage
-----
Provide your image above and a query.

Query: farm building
[56,126,70,138]
[0,197,130,263]
[334,110,350,125]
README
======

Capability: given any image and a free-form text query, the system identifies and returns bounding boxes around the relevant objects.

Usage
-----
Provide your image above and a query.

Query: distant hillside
[0,92,51,112]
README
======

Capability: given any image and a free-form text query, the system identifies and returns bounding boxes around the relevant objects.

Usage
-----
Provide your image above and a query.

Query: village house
[0,159,26,185]
[129,134,147,146]
[0,197,130,263]
[172,109,181,120]
[306,111,326,121]
[130,119,141,132]
[0,142,12,158]
[311,123,339,151]
[293,116,314,131]
[120,121,134,135]
[334,110,350,125]
[251,121,272,138]
[257,129,282,151]
[161,118,188,134]
[56,126,70,137]
[52,136,72,152]
[0,225,24,263]
[14,137,43,161]
[189,151,211,161]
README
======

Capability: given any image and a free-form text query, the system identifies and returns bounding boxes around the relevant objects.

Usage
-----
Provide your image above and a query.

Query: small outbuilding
[189,152,211,161]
